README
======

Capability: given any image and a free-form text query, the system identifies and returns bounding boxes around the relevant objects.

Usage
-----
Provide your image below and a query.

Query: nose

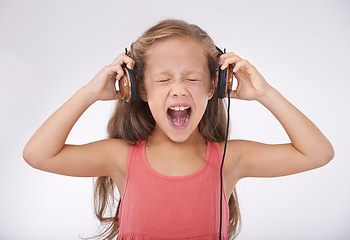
[170,81,189,97]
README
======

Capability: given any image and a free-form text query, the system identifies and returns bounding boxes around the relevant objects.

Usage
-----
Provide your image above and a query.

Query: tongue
[168,109,189,127]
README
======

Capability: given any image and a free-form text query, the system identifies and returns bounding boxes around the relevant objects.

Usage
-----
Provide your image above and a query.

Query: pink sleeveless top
[117,141,229,240]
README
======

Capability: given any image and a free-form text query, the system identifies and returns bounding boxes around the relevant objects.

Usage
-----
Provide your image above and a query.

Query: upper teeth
[169,106,190,111]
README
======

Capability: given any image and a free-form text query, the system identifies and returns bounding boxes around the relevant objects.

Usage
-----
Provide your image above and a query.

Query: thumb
[229,90,238,99]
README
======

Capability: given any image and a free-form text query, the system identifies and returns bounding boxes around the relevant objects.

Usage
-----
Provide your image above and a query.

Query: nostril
[170,83,189,97]
[171,90,188,97]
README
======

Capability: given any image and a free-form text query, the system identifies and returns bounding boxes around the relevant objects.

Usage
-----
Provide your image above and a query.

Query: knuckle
[117,66,124,74]
[103,65,111,71]
[241,59,248,64]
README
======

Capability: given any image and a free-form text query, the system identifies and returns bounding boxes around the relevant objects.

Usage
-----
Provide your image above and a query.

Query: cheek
[147,84,167,103]
[143,78,161,102]
[190,84,212,102]
[145,85,167,117]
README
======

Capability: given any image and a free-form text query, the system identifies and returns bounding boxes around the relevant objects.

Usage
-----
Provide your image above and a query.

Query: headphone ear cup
[217,68,227,99]
[119,67,137,102]
[217,65,234,99]
[127,68,137,102]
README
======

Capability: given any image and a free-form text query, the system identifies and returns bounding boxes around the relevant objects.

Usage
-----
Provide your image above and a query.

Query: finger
[220,55,242,70]
[219,51,238,62]
[112,52,135,69]
[229,89,238,99]
[102,64,120,77]
[232,59,252,73]
[124,52,135,69]
[219,52,232,65]
[115,90,122,100]
[111,52,125,64]
[126,60,135,70]
[116,65,125,81]
[220,52,242,70]
[124,51,136,69]
[101,64,124,83]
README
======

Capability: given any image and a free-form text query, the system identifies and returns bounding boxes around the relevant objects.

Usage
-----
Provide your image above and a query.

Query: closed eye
[158,79,170,83]
[187,79,199,82]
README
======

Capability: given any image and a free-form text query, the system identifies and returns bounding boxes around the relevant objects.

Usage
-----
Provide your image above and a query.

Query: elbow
[316,144,335,167]
[23,145,35,168]
[325,145,335,164]
[23,144,42,169]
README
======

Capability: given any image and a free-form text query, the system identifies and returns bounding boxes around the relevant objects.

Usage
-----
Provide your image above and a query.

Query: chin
[166,125,201,143]
[168,134,191,143]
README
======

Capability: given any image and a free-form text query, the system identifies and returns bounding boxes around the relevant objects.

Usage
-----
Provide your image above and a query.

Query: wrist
[79,85,99,104]
[256,86,279,105]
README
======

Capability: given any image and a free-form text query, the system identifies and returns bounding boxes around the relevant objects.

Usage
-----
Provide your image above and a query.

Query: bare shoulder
[217,140,247,192]
[102,138,131,152]
[100,138,132,176]
[219,139,268,181]
[220,139,330,179]
[29,138,133,178]
[218,140,242,177]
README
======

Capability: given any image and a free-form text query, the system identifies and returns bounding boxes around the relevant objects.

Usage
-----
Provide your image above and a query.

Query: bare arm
[233,88,333,179]
[220,53,334,179]
[23,52,135,177]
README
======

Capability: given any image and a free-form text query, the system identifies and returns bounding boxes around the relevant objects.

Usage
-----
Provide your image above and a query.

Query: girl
[23,19,334,240]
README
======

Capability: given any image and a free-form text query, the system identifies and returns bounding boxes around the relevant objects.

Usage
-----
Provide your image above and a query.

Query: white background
[1,0,349,239]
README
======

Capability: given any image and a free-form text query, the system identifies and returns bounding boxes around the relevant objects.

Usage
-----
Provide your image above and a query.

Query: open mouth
[167,106,192,128]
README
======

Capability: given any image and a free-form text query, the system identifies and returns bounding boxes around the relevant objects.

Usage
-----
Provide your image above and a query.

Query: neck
[147,125,206,149]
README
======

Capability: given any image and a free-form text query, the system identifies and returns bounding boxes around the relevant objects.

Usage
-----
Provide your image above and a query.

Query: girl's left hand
[220,52,272,101]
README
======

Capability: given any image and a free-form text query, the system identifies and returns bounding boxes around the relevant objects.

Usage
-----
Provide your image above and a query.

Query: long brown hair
[92,19,241,240]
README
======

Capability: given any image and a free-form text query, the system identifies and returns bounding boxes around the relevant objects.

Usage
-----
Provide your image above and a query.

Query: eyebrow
[155,71,175,77]
[154,71,202,78]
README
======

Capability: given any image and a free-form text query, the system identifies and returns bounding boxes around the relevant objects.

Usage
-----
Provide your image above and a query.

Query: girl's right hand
[85,52,135,101]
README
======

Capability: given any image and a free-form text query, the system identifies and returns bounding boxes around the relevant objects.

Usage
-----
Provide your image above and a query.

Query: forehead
[144,37,209,77]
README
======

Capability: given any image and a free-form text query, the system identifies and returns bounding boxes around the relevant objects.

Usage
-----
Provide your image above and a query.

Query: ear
[208,78,216,100]
[139,87,148,102]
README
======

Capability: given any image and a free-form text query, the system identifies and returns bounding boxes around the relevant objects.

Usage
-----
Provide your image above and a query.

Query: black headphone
[118,47,234,102]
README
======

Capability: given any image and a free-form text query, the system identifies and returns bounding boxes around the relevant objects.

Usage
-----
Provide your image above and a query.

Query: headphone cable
[219,88,231,240]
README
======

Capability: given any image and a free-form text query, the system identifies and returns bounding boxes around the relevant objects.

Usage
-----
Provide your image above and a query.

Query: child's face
[143,37,214,143]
